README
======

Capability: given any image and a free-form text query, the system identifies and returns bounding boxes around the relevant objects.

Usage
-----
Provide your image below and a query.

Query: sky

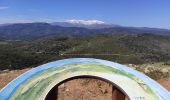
[0,0,170,29]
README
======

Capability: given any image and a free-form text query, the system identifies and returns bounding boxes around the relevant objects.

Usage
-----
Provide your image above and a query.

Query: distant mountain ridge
[0,23,93,40]
[0,22,170,40]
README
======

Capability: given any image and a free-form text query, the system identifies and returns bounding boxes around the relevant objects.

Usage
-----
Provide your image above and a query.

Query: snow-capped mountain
[65,19,105,25]
[51,19,119,29]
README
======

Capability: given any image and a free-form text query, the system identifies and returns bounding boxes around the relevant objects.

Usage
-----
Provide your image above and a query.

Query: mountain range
[0,20,170,40]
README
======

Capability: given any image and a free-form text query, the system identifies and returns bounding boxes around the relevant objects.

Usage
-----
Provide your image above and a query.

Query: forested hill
[0,34,170,70]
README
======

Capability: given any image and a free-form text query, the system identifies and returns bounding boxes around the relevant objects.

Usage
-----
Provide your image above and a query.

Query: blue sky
[0,0,170,29]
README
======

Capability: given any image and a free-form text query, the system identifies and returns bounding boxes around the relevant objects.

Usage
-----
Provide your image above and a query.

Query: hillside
[0,34,170,70]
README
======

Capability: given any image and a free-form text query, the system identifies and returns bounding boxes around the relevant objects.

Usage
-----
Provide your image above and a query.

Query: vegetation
[0,34,170,70]
[146,70,170,80]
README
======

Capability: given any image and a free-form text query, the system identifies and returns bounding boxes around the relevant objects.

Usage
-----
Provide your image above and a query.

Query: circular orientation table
[0,58,170,100]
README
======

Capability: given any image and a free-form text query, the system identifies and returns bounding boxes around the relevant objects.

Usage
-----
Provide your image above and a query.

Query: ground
[0,68,31,89]
[58,78,113,100]
[157,78,170,92]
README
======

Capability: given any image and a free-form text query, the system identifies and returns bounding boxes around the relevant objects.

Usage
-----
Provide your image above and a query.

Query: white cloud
[0,6,9,10]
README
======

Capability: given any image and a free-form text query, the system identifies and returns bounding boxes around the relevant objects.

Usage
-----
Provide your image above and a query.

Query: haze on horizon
[0,0,170,29]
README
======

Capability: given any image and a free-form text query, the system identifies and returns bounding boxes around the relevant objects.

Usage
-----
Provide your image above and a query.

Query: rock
[65,88,69,92]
